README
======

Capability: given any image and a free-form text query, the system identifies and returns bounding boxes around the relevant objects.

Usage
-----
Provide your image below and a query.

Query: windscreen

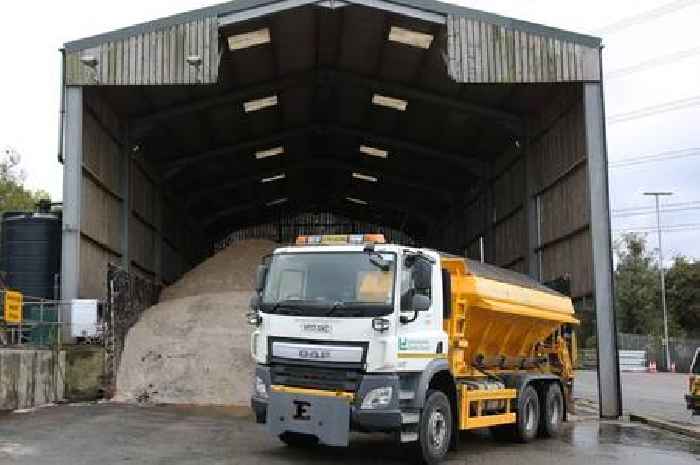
[261,252,396,317]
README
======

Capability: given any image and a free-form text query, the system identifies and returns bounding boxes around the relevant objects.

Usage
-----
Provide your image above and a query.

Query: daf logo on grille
[298,349,331,359]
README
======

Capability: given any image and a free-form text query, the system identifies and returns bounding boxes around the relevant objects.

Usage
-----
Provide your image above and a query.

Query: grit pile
[115,239,276,406]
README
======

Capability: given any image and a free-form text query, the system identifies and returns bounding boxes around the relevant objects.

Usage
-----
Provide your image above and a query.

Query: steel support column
[584,81,622,418]
[121,140,131,271]
[61,86,83,341]
[524,147,539,280]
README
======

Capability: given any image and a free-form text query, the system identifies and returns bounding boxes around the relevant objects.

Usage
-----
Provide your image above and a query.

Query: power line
[613,222,700,233]
[607,96,700,124]
[613,206,700,218]
[609,147,700,168]
[613,200,700,214]
[606,46,700,79]
[594,0,700,35]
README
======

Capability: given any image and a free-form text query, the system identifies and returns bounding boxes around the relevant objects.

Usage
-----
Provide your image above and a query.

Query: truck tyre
[278,432,318,448]
[414,390,453,465]
[539,383,564,438]
[514,385,539,443]
[491,384,539,443]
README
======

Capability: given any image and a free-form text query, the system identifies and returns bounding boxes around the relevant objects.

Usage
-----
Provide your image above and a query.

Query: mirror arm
[400,310,419,324]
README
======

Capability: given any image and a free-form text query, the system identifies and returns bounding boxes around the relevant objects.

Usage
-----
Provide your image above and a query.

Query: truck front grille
[270,363,362,392]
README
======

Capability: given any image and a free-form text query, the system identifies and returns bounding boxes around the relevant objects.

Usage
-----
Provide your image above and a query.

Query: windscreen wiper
[325,301,345,317]
[270,300,303,314]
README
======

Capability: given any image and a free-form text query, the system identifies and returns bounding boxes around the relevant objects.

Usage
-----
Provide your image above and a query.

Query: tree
[614,233,661,335]
[665,256,700,338]
[0,147,50,212]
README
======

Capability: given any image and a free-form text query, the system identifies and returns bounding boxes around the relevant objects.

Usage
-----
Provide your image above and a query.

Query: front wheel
[414,390,453,465]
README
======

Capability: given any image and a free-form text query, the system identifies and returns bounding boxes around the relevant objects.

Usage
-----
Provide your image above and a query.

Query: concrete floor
[575,370,700,426]
[0,403,697,465]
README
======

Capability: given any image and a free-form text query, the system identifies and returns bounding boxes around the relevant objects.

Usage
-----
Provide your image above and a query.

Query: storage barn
[59,0,620,415]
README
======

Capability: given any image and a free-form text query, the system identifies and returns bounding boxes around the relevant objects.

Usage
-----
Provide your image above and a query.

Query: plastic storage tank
[0,211,61,299]
[1,210,62,344]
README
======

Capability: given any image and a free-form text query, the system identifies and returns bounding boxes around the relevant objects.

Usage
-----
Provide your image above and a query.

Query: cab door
[396,253,447,371]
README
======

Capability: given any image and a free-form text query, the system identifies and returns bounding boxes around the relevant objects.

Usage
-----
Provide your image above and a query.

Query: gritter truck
[248,234,578,464]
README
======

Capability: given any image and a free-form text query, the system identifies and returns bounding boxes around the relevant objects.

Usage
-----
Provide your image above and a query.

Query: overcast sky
[1,0,698,260]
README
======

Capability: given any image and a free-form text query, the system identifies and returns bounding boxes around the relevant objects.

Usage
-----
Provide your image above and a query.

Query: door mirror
[411,258,432,290]
[412,294,431,312]
[255,265,268,293]
[249,294,261,311]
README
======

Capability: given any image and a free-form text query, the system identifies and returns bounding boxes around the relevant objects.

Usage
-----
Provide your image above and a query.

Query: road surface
[575,370,699,427]
[0,403,697,465]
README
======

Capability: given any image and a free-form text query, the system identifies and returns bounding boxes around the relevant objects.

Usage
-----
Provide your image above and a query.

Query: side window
[441,268,451,319]
[400,267,414,312]
[400,258,432,312]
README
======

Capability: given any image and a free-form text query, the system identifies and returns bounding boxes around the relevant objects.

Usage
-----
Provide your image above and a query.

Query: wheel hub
[428,409,447,449]
[550,398,560,424]
[525,400,536,432]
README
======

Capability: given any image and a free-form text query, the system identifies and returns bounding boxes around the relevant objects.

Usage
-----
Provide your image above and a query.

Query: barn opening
[60,0,620,415]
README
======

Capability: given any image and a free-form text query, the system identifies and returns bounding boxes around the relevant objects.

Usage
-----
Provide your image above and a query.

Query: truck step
[401,412,420,424]
[399,390,415,401]
[400,432,418,443]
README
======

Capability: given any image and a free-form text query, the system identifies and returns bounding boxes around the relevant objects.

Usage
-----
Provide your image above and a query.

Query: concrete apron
[0,348,66,411]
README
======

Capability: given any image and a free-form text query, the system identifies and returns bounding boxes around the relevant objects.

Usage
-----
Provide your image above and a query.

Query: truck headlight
[255,376,268,399]
[361,387,393,409]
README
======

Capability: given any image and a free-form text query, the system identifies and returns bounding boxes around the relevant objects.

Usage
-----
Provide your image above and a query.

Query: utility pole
[644,191,673,371]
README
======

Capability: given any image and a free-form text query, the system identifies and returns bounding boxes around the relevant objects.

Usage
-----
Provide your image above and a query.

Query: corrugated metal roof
[63,0,601,86]
[65,17,219,85]
[447,16,601,83]
[64,0,600,52]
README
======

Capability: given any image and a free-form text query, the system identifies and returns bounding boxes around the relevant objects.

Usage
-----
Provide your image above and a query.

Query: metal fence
[1,295,106,348]
[0,298,67,347]
[104,264,161,396]
[579,332,700,372]
[617,332,700,373]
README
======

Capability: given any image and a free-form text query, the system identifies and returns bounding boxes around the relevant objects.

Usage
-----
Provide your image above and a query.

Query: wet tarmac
[576,370,700,428]
[0,403,697,465]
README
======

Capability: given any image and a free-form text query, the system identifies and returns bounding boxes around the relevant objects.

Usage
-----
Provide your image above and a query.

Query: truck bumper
[251,367,402,445]
[685,394,700,412]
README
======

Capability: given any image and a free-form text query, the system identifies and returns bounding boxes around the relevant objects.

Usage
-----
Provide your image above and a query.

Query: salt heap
[115,239,276,406]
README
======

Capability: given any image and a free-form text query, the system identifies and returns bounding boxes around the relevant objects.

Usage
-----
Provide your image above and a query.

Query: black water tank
[0,211,61,299]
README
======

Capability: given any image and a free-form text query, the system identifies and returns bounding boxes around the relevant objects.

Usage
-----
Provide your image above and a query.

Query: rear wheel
[516,385,540,442]
[278,432,318,448]
[539,383,564,438]
[491,384,540,442]
[412,390,452,465]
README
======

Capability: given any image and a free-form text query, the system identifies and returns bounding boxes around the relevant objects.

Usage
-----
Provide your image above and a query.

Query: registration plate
[291,399,312,421]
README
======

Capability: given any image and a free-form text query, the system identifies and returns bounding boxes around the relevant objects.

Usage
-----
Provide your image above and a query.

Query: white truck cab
[249,234,450,454]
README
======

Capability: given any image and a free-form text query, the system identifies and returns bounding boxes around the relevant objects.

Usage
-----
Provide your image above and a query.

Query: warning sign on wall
[3,291,23,323]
